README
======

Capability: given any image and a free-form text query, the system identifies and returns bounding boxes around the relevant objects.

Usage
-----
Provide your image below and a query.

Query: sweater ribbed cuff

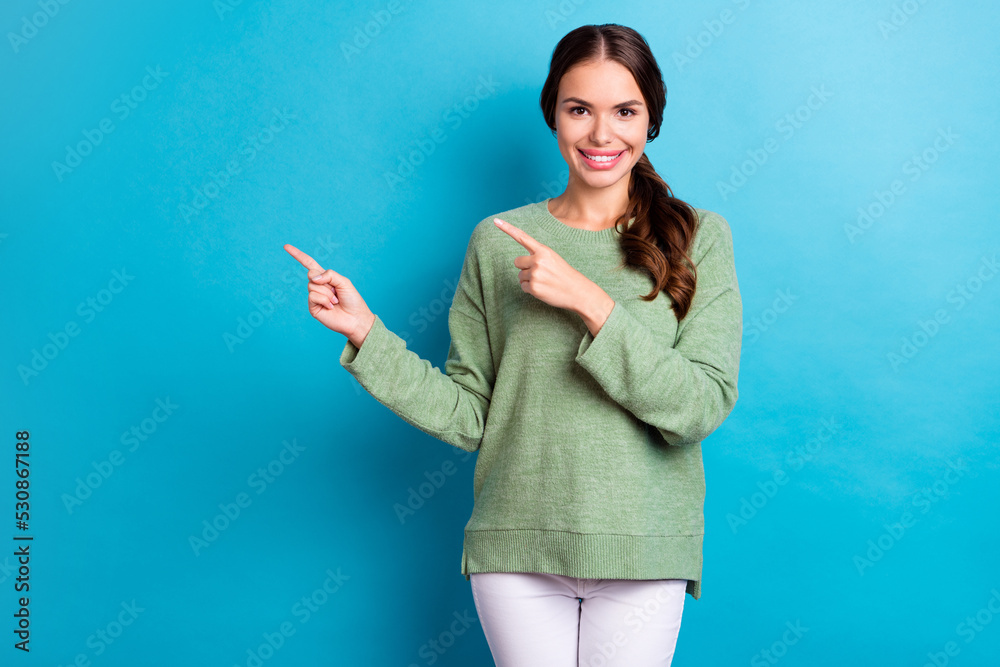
[340,315,393,380]
[575,298,629,377]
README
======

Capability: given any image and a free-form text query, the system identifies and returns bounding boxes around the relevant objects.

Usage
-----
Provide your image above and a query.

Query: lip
[578,148,626,170]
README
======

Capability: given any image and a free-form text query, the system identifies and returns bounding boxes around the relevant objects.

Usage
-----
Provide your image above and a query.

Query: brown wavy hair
[539,24,700,320]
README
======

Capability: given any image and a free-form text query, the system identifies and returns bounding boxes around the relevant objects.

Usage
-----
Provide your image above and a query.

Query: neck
[549,172,632,231]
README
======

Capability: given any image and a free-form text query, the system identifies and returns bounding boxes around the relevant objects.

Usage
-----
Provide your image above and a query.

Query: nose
[589,113,613,145]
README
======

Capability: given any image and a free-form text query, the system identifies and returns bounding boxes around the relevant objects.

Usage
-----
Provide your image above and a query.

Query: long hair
[539,24,700,320]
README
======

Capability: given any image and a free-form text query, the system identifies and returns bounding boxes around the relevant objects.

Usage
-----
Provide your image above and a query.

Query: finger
[284,244,324,271]
[494,218,543,254]
[307,282,336,300]
[309,290,336,310]
[307,281,333,294]
[310,267,349,288]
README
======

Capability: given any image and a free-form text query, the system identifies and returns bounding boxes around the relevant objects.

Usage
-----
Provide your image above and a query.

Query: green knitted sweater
[340,198,742,600]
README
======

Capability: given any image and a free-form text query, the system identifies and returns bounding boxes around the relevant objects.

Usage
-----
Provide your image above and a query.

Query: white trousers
[470,571,687,667]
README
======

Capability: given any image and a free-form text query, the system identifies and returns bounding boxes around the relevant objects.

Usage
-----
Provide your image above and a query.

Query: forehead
[558,59,643,102]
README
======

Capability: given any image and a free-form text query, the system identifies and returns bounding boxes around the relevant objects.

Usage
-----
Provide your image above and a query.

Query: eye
[569,106,588,115]
[619,108,637,118]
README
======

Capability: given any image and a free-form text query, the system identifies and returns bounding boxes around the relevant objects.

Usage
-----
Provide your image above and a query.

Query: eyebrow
[561,97,644,109]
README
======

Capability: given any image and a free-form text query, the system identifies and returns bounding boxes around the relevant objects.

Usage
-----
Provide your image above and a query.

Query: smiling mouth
[579,150,625,163]
[578,149,627,170]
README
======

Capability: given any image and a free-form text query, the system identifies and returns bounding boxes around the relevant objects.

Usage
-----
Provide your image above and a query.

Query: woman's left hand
[493,218,614,329]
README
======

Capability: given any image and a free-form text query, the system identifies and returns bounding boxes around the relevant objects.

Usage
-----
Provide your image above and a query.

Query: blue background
[2,0,999,665]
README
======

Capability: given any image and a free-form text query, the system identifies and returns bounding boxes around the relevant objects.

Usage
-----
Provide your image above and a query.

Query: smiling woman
[538,26,709,319]
[285,22,742,667]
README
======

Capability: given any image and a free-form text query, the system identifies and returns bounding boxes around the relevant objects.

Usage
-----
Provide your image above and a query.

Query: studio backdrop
[1,0,998,665]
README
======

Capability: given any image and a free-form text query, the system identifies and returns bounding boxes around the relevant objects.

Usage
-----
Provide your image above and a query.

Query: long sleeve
[574,211,742,447]
[339,230,495,453]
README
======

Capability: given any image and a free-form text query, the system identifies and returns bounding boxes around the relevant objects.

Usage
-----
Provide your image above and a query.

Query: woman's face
[553,58,651,192]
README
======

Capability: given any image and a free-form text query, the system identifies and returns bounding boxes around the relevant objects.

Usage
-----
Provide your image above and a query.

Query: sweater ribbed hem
[461,528,703,600]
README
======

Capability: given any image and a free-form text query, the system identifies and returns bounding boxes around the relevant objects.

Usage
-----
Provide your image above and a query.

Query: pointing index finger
[494,218,542,253]
[284,243,324,271]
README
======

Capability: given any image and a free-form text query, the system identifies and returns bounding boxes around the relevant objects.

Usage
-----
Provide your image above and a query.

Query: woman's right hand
[284,243,376,347]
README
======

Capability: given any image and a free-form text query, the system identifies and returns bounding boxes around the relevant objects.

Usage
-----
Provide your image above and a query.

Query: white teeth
[581,151,623,163]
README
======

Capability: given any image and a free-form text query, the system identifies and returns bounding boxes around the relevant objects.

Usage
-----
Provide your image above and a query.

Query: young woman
[286,23,742,667]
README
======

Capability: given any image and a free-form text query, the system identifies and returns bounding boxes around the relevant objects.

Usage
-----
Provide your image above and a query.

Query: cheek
[557,131,579,156]
[628,145,647,169]
[629,125,648,146]
[558,137,574,160]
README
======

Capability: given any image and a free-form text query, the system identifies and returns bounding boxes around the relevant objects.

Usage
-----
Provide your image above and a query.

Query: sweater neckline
[532,198,633,245]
